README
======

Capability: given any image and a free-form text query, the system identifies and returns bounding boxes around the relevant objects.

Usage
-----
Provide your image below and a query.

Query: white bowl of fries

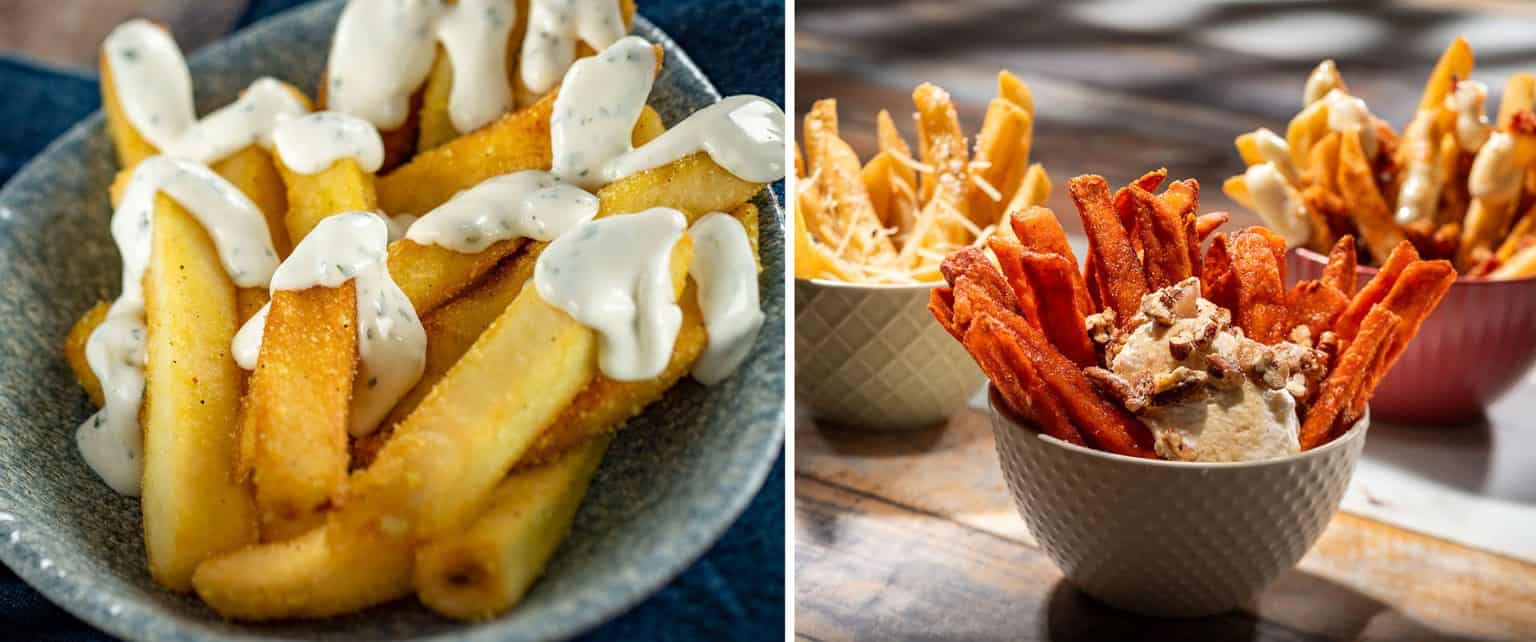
[989,387,1368,618]
[794,73,1051,429]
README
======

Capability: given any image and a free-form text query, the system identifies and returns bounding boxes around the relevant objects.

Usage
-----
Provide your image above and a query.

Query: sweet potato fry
[1230,231,1289,343]
[1300,306,1400,450]
[930,286,960,341]
[1113,168,1167,237]
[1016,250,1096,367]
[985,239,1042,330]
[1202,233,1237,311]
[1337,129,1408,264]
[1321,235,1358,296]
[941,247,1020,320]
[1286,280,1349,342]
[1336,241,1419,340]
[1008,207,1093,315]
[1375,259,1456,370]
[1128,184,1195,289]
[1069,175,1147,325]
[963,316,1085,446]
[1195,212,1229,243]
[240,283,358,542]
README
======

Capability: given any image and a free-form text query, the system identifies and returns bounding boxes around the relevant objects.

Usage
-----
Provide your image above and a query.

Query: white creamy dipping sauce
[552,37,787,190]
[535,208,687,381]
[80,156,280,495]
[1244,163,1311,248]
[520,0,628,95]
[272,111,385,175]
[1469,131,1521,202]
[233,213,426,437]
[405,170,598,252]
[327,0,519,135]
[1319,89,1377,161]
[106,20,308,165]
[1250,128,1299,184]
[686,213,764,385]
[1447,80,1491,153]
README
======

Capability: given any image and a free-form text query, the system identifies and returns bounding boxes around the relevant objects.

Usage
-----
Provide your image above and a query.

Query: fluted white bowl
[988,388,1368,617]
[795,279,985,430]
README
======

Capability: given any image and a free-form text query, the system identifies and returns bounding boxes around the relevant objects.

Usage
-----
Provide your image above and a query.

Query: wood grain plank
[795,411,1536,640]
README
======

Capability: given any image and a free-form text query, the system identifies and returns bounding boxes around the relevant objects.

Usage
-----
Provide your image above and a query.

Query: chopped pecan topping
[1142,289,1178,326]
[1085,367,1151,413]
[1152,366,1209,402]
[1315,331,1340,368]
[1154,431,1197,461]
[1085,310,1118,346]
[1167,314,1222,361]
[1289,324,1314,348]
[1204,353,1244,389]
[1248,349,1289,390]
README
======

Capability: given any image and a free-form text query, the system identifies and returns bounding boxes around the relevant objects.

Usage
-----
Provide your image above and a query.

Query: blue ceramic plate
[0,2,784,640]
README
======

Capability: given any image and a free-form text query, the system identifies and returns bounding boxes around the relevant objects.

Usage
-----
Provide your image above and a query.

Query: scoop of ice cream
[1092,277,1323,462]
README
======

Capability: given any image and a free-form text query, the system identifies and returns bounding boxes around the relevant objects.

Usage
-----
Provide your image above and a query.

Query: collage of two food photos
[0,1,1533,641]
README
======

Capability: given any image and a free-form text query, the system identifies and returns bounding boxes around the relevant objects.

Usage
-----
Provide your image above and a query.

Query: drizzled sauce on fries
[233,213,427,436]
[272,111,385,175]
[405,171,598,252]
[79,158,279,495]
[520,0,629,94]
[106,21,307,165]
[688,213,766,384]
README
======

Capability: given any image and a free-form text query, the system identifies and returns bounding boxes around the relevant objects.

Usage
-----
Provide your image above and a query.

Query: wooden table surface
[794,1,1536,640]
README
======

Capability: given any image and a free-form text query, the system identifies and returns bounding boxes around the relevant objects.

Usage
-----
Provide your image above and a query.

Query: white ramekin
[988,387,1368,617]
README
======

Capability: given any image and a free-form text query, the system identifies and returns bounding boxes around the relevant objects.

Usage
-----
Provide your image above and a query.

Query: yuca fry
[1230,230,1289,344]
[142,194,257,590]
[417,45,459,153]
[1322,235,1359,296]
[1337,129,1408,263]
[194,220,695,621]
[240,283,358,542]
[378,93,554,216]
[213,147,293,257]
[277,156,377,244]
[1300,306,1400,450]
[913,83,968,208]
[1336,241,1419,340]
[802,100,899,266]
[1002,162,1051,220]
[98,41,157,168]
[413,435,611,620]
[1068,175,1147,326]
[65,301,110,407]
[967,96,1032,224]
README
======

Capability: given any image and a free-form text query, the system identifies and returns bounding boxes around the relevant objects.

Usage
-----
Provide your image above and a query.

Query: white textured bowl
[988,388,1368,617]
[795,278,985,430]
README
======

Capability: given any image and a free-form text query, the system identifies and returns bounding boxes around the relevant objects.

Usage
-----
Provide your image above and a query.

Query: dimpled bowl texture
[988,388,1367,618]
[1290,247,1536,424]
[0,2,785,641]
[795,279,985,430]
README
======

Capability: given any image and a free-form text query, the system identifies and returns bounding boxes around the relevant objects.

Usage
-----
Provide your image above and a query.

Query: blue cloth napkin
[0,1,785,640]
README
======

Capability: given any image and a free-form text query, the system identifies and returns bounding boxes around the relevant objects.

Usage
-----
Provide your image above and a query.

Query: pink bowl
[1289,248,1536,424]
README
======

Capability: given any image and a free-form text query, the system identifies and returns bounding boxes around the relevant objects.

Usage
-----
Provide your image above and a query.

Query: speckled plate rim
[0,2,784,641]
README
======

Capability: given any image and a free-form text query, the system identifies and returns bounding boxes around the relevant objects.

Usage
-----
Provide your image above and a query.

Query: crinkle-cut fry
[142,194,257,591]
[1337,128,1408,264]
[194,238,692,619]
[1231,230,1289,344]
[377,92,554,217]
[1376,260,1455,370]
[968,97,1032,224]
[1016,249,1097,367]
[963,316,1085,446]
[1300,306,1400,450]
[1202,233,1239,314]
[1068,175,1147,325]
[1008,206,1091,314]
[1322,235,1359,296]
[1001,162,1051,220]
[193,516,414,620]
[1498,73,1536,130]
[240,283,358,543]
[1195,212,1230,243]
[278,156,378,245]
[978,293,1155,457]
[1337,241,1419,340]
[1418,37,1474,111]
[1286,280,1349,342]
[66,301,110,408]
[914,83,969,210]
[1491,243,1536,278]
[414,435,610,620]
